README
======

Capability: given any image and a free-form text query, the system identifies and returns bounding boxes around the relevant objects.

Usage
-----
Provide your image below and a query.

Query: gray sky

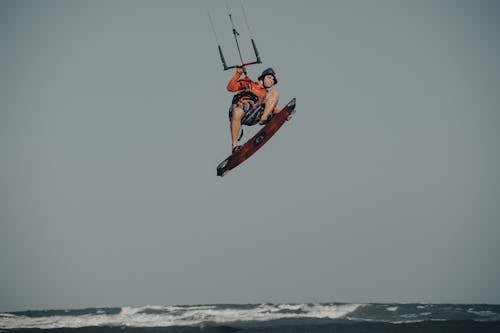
[1,0,499,312]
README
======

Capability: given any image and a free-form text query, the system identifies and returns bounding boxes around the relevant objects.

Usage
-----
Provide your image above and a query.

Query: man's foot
[259,114,273,125]
[232,145,242,153]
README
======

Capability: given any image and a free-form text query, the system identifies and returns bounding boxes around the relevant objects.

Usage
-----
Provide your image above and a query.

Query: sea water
[1,303,500,332]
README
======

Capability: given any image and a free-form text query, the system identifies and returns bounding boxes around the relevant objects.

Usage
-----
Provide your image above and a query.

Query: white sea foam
[467,308,498,318]
[0,303,362,329]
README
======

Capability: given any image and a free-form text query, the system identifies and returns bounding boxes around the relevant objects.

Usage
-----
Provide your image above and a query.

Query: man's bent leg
[260,90,279,123]
[230,107,244,149]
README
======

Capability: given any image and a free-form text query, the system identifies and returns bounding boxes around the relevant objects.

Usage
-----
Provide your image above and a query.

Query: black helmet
[258,67,278,84]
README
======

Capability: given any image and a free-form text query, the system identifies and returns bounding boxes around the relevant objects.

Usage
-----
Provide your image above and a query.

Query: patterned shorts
[228,101,265,126]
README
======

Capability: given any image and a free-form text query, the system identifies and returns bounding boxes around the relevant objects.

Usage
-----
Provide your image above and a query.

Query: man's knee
[266,90,279,101]
[232,107,244,120]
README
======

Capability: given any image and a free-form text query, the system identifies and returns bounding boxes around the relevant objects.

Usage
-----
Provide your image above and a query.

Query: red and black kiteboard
[217,98,296,177]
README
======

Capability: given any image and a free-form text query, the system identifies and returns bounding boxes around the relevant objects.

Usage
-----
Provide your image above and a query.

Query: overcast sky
[1,0,499,312]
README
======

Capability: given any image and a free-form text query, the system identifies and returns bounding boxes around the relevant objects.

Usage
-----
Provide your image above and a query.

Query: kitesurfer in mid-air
[227,67,287,153]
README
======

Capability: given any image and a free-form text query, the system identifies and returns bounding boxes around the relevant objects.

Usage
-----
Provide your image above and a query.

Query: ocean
[1,303,500,333]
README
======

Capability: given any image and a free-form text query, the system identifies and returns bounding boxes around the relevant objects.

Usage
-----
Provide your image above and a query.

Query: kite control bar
[218,46,261,71]
[208,1,262,75]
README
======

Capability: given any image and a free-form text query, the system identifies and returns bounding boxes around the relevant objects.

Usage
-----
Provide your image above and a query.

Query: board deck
[217,98,296,177]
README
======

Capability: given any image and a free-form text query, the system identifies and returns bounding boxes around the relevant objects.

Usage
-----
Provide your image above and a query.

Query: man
[227,67,283,153]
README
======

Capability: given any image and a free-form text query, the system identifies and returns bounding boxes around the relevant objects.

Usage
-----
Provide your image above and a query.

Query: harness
[231,90,259,105]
